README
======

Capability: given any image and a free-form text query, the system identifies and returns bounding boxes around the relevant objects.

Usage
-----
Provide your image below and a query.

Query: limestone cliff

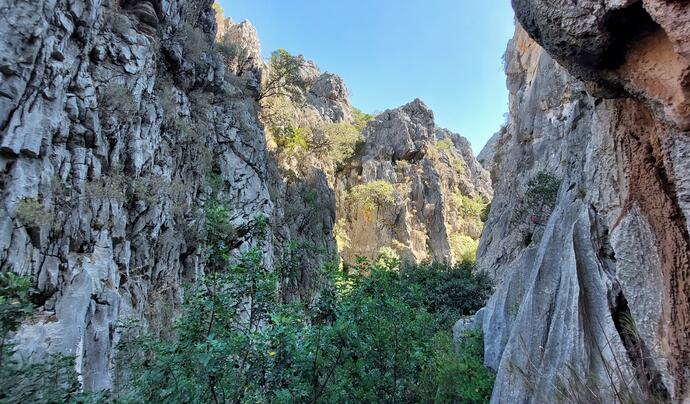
[0,0,287,390]
[336,99,492,264]
[258,52,492,267]
[480,2,690,402]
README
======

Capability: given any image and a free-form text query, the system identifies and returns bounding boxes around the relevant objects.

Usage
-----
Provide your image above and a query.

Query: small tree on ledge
[256,49,309,102]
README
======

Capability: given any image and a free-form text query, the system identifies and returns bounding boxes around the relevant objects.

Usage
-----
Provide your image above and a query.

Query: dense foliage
[259,49,309,102]
[348,180,397,213]
[1,202,494,403]
[113,205,495,403]
[116,256,494,403]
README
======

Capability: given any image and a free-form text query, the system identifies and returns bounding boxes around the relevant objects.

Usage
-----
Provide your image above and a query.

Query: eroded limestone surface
[481,2,690,399]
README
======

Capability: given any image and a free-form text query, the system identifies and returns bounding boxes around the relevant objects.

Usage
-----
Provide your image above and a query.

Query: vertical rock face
[0,0,280,390]
[336,99,492,264]
[0,0,496,394]
[481,1,690,401]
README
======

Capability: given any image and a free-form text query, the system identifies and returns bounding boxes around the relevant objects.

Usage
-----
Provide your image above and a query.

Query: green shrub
[275,127,311,157]
[217,34,249,74]
[258,49,308,102]
[318,122,363,166]
[15,198,54,228]
[452,157,466,176]
[351,107,374,132]
[451,193,486,220]
[435,138,455,153]
[334,219,351,250]
[450,234,479,264]
[480,202,492,223]
[513,171,561,225]
[421,330,495,403]
[399,260,493,328]
[212,2,224,17]
[348,180,396,212]
[115,230,495,403]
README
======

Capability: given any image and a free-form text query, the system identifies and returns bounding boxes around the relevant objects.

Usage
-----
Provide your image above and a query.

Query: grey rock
[453,307,485,353]
[336,99,492,264]
[0,0,285,391]
[481,20,690,402]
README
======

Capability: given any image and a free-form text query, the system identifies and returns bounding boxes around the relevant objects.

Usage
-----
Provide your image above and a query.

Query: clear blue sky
[217,1,515,152]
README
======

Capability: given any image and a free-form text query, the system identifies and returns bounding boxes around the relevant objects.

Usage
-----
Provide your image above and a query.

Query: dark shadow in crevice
[610,290,670,401]
[600,2,660,70]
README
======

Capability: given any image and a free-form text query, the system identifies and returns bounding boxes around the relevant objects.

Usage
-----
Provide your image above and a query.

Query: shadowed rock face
[0,0,335,390]
[482,2,690,401]
[512,0,690,129]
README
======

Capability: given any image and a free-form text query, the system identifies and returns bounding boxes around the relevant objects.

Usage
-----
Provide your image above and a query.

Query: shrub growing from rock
[258,49,308,102]
[348,180,396,213]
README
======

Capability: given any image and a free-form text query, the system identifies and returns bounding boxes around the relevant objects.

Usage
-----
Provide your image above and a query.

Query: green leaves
[0,272,33,341]
[513,171,561,226]
[258,49,309,102]
[421,331,495,403]
[348,180,396,213]
[117,233,495,403]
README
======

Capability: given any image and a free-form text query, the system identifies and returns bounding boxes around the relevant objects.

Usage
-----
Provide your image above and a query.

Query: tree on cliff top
[257,49,309,102]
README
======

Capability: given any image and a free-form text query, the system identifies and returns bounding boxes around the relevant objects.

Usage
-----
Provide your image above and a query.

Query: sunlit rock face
[481,0,690,400]
[334,99,492,265]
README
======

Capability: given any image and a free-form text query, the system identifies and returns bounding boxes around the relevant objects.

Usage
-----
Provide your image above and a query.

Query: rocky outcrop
[480,3,690,400]
[477,127,504,174]
[307,73,352,123]
[0,0,293,391]
[336,99,492,264]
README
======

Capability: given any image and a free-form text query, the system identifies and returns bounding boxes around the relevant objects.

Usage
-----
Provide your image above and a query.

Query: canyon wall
[0,0,491,390]
[480,1,690,402]
[0,0,285,390]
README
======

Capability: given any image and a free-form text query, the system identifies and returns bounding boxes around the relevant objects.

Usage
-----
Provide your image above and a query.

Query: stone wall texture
[480,2,690,401]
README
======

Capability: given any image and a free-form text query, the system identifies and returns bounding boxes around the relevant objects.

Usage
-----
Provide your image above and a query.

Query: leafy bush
[452,157,466,176]
[450,234,480,264]
[399,260,493,328]
[15,198,54,228]
[333,218,351,250]
[451,193,486,221]
[480,202,492,223]
[435,138,455,153]
[212,2,224,17]
[258,49,308,102]
[217,34,250,74]
[275,127,311,157]
[421,330,495,403]
[348,180,396,212]
[513,171,561,225]
[351,107,374,132]
[116,230,495,403]
[317,122,363,166]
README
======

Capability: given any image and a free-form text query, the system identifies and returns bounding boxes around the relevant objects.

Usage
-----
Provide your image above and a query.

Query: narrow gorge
[0,0,689,403]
